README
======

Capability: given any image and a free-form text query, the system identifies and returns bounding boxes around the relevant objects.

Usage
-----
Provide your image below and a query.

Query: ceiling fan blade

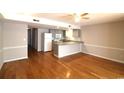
[81,17,89,19]
[61,13,73,17]
[60,15,74,20]
[81,13,88,16]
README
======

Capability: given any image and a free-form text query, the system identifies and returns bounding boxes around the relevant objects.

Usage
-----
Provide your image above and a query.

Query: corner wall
[3,21,28,62]
[81,21,124,63]
[0,21,3,69]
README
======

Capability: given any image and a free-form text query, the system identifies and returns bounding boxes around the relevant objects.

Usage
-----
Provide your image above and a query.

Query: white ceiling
[1,13,80,29]
[28,13,124,26]
[0,0,124,13]
[2,13,124,28]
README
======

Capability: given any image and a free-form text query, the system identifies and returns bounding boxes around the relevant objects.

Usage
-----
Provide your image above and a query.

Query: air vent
[33,19,40,22]
[68,25,71,27]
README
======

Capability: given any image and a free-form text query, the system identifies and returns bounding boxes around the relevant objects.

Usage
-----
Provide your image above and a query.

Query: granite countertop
[53,40,83,45]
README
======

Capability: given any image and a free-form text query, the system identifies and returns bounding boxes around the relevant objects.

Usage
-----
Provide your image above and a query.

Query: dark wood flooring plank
[0,48,124,79]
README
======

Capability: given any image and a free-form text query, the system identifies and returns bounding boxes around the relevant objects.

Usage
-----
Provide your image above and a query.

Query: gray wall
[2,21,28,62]
[28,29,31,46]
[81,21,124,63]
[0,21,3,69]
[32,28,38,50]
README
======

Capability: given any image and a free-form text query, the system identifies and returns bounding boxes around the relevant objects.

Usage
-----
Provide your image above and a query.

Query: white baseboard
[4,57,28,63]
[82,51,124,64]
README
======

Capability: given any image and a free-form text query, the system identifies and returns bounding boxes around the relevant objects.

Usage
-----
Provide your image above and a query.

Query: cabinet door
[73,29,80,37]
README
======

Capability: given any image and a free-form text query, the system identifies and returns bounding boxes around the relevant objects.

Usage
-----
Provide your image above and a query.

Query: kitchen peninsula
[53,41,83,58]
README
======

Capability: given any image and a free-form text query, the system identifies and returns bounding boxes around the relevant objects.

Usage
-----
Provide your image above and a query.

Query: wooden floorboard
[0,48,124,79]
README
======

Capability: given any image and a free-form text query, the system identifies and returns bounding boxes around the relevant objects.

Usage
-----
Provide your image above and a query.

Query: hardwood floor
[0,48,124,79]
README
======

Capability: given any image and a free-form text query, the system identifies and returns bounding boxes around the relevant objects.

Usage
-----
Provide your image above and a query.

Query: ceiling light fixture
[74,13,81,22]
[66,13,89,23]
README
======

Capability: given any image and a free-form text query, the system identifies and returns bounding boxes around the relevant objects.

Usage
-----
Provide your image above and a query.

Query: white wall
[37,28,49,51]
[81,21,124,63]
[3,21,28,62]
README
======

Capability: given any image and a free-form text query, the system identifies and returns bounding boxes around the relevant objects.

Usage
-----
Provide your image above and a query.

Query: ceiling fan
[64,13,89,22]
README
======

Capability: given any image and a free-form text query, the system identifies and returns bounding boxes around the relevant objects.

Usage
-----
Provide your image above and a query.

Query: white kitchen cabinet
[53,42,82,58]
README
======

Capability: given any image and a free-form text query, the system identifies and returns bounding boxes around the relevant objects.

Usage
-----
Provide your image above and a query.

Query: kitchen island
[53,41,83,58]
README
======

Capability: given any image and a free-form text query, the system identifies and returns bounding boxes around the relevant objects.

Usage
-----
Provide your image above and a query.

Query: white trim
[82,51,124,64]
[4,57,28,62]
[84,43,124,51]
[3,45,27,50]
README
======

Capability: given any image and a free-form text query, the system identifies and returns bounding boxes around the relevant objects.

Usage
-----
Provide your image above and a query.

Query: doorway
[27,28,38,57]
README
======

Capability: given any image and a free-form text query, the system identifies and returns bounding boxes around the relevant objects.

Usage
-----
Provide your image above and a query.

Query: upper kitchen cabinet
[49,29,66,40]
[73,29,81,38]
